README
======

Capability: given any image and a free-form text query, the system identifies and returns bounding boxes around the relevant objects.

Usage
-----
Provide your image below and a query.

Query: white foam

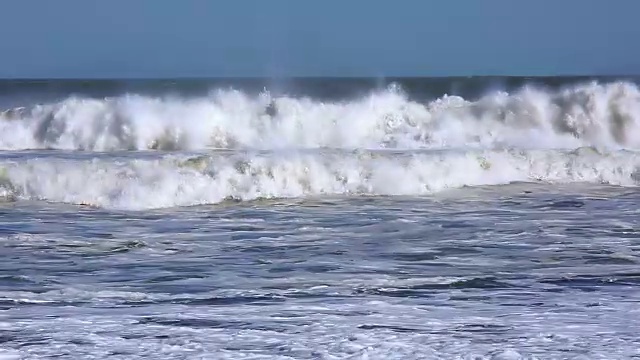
[1,148,638,210]
[1,81,640,151]
[0,350,21,360]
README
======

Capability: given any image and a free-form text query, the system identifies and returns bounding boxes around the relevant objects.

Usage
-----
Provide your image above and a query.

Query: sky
[0,0,638,78]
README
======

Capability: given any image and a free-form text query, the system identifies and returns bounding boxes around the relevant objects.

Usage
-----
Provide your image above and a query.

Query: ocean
[1,77,639,359]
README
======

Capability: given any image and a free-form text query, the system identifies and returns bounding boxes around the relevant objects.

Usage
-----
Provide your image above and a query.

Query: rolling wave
[1,80,639,209]
[0,81,639,152]
[0,147,637,210]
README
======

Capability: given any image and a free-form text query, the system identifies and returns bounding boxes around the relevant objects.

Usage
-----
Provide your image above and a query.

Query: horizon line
[0,74,638,81]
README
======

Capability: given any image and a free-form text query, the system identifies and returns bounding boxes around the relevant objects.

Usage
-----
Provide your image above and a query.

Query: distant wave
[0,147,638,210]
[0,81,639,152]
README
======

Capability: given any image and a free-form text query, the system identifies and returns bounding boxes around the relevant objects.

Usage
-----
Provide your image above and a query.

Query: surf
[0,81,639,152]
[0,147,637,210]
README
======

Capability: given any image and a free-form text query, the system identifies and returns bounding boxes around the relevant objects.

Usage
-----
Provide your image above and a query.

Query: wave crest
[0,148,638,210]
[1,81,640,151]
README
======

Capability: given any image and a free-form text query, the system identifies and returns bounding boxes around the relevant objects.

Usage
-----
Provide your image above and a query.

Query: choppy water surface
[1,78,640,359]
[2,182,640,359]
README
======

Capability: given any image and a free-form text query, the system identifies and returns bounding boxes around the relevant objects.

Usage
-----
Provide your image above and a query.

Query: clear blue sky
[0,0,638,78]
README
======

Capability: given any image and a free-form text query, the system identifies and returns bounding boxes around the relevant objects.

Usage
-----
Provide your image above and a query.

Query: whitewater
[1,81,639,152]
[0,80,639,209]
[2,78,640,359]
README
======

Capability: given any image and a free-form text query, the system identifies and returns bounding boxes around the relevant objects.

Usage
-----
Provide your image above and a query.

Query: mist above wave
[0,81,639,152]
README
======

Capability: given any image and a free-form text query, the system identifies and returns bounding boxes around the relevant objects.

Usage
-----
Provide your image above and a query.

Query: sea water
[1,77,639,359]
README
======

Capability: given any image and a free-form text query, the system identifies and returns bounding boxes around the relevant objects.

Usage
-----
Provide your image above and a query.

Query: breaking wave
[1,80,639,209]
[0,81,639,152]
[0,147,638,210]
